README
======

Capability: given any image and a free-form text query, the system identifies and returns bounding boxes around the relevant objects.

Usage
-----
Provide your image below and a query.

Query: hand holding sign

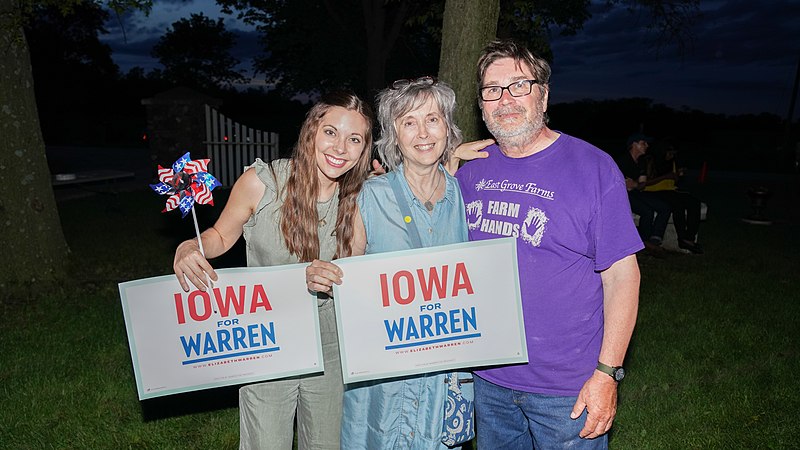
[305,259,343,294]
[119,265,323,400]
[174,239,219,292]
[332,238,527,383]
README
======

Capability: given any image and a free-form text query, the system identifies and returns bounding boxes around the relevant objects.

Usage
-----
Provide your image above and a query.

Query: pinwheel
[150,152,220,217]
[150,152,221,258]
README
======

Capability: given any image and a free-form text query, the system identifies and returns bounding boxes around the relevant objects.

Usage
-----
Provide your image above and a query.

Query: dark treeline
[25,3,797,173]
[29,35,798,174]
[33,71,797,173]
[548,98,796,172]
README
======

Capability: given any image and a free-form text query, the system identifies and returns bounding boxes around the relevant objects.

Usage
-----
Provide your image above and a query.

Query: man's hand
[455,139,494,161]
[370,159,386,177]
[571,370,618,439]
[446,139,494,175]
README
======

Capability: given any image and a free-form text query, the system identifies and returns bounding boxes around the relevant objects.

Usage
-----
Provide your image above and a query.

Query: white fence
[204,105,280,187]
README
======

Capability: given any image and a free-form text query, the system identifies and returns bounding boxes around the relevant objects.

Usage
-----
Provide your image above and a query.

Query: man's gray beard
[485,106,545,149]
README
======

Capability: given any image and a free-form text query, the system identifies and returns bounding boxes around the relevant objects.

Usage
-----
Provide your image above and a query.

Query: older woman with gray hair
[306,76,477,449]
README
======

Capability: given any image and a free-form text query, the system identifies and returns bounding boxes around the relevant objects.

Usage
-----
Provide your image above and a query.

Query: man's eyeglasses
[392,76,437,90]
[479,79,542,101]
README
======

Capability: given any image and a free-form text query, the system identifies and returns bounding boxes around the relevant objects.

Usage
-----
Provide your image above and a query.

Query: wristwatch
[596,362,625,382]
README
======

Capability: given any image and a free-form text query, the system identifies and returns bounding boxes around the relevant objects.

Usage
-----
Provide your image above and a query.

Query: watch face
[613,367,625,381]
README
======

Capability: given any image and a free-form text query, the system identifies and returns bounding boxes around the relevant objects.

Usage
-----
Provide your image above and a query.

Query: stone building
[141,87,221,164]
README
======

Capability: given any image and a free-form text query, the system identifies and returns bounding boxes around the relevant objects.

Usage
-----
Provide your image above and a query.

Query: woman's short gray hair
[375,78,463,171]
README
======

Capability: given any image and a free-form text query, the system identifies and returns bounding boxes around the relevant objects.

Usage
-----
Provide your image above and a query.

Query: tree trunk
[1,2,70,286]
[438,0,500,142]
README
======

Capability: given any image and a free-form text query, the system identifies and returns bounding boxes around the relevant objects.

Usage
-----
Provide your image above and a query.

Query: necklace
[405,170,442,212]
[317,196,335,227]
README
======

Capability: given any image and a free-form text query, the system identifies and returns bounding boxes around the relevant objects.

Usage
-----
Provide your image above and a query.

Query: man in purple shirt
[455,39,643,449]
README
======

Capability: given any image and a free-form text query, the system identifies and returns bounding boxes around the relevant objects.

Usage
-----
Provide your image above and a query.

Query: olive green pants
[239,299,343,450]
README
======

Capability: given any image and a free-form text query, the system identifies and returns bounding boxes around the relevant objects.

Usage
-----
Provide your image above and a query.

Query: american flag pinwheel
[149,152,221,218]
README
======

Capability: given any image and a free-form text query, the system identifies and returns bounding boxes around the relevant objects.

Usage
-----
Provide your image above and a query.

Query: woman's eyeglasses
[391,76,437,90]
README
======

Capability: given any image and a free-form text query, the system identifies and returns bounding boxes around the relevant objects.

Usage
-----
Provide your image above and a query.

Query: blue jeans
[628,190,671,242]
[474,375,607,450]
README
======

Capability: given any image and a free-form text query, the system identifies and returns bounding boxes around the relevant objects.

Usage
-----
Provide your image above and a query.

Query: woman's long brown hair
[279,91,374,262]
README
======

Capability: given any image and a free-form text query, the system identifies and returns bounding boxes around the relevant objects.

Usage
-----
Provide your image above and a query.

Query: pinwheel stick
[190,206,214,289]
[191,207,206,257]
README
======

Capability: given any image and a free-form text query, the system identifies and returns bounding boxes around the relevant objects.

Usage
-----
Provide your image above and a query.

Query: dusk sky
[101,0,800,117]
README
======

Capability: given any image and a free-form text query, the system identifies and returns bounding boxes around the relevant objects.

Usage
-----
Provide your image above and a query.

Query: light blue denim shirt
[360,164,468,252]
[341,164,473,450]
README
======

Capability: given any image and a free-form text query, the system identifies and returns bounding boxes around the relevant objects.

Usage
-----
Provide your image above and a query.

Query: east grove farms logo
[379,262,481,350]
[173,285,277,365]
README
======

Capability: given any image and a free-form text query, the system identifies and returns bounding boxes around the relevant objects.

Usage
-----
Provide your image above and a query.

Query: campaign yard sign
[333,237,527,383]
[119,265,323,400]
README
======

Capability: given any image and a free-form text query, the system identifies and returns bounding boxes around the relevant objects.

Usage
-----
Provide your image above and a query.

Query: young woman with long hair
[173,90,374,450]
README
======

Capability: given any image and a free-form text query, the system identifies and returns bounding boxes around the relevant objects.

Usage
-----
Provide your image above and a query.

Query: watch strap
[596,362,624,381]
[596,362,615,376]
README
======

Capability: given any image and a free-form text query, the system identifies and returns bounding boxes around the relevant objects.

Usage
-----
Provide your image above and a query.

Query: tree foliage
[25,2,117,78]
[614,0,700,55]
[218,0,698,101]
[218,0,440,98]
[496,0,591,61]
[151,13,247,91]
[23,2,120,144]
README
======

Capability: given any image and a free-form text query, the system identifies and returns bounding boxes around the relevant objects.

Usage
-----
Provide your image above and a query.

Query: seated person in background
[644,140,704,254]
[614,134,672,252]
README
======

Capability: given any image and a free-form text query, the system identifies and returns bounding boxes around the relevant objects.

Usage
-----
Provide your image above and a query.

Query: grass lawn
[1,174,799,449]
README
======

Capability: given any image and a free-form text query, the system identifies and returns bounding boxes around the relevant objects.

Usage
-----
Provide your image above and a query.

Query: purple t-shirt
[456,133,643,396]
